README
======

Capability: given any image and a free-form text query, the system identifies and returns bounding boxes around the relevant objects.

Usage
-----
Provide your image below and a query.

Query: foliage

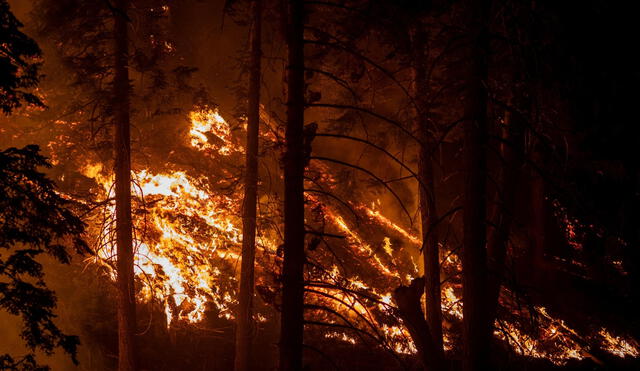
[0,0,43,114]
[0,145,89,370]
[33,0,206,156]
[1,3,87,369]
[0,354,47,371]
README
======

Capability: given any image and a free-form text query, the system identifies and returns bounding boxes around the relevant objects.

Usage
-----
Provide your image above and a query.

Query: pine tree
[280,0,306,369]
[460,0,491,370]
[234,0,262,370]
[112,1,137,370]
[1,2,87,368]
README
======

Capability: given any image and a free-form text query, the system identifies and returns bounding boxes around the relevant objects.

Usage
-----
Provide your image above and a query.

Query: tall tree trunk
[113,1,136,370]
[530,145,547,284]
[486,100,525,326]
[234,1,262,370]
[418,147,444,359]
[460,0,490,370]
[280,0,306,370]
[410,21,444,363]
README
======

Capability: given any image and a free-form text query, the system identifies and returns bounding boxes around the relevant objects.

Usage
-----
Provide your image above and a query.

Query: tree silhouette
[0,146,89,370]
[0,0,42,114]
[1,1,87,369]
[234,0,263,370]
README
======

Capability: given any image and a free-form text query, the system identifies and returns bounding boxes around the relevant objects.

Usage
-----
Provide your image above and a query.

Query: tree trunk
[418,147,444,358]
[234,1,262,370]
[410,21,444,362]
[113,1,136,370]
[530,145,547,284]
[460,0,490,370]
[486,100,525,326]
[279,0,306,370]
[393,278,443,371]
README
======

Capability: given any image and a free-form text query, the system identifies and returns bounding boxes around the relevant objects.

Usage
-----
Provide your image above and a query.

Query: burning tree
[0,0,639,370]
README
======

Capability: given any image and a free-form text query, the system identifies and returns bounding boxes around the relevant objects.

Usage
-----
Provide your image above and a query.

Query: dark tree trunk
[486,101,525,325]
[393,278,444,371]
[234,1,262,370]
[530,145,547,283]
[418,147,444,359]
[460,0,491,370]
[279,0,306,370]
[113,1,136,370]
[410,21,445,362]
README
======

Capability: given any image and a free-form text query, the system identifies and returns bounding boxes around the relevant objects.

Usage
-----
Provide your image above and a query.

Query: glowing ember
[493,317,583,364]
[599,328,640,358]
[382,237,393,257]
[189,108,243,155]
[363,207,421,246]
[324,331,357,345]
[323,209,399,278]
[442,286,463,319]
[381,324,418,354]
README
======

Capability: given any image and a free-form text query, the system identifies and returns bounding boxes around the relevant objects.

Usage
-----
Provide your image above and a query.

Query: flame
[322,208,399,278]
[324,331,357,345]
[382,237,393,257]
[90,168,243,325]
[189,108,242,155]
[80,109,249,325]
[381,324,418,354]
[599,329,640,358]
[363,207,421,246]
[74,108,639,362]
[442,286,463,319]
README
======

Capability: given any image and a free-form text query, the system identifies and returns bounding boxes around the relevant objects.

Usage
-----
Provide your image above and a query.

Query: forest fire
[86,164,242,325]
[74,108,639,366]
[76,110,247,324]
[2,0,640,370]
[599,329,640,359]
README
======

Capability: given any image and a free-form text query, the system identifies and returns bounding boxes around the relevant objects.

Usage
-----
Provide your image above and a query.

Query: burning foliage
[1,0,640,370]
[57,108,638,367]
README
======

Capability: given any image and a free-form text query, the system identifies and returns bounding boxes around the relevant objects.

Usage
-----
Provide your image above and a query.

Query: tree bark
[460,0,491,370]
[418,147,444,358]
[113,1,136,370]
[234,1,262,370]
[486,101,525,326]
[279,0,306,370]
[530,145,547,284]
[410,21,445,362]
[393,278,444,371]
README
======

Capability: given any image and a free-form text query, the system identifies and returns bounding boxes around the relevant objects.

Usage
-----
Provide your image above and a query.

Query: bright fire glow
[88,166,243,325]
[189,108,242,155]
[599,328,640,358]
[78,108,638,363]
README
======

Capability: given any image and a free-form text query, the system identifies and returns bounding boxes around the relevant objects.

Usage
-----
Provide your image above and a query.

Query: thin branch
[308,103,421,145]
[310,156,413,226]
